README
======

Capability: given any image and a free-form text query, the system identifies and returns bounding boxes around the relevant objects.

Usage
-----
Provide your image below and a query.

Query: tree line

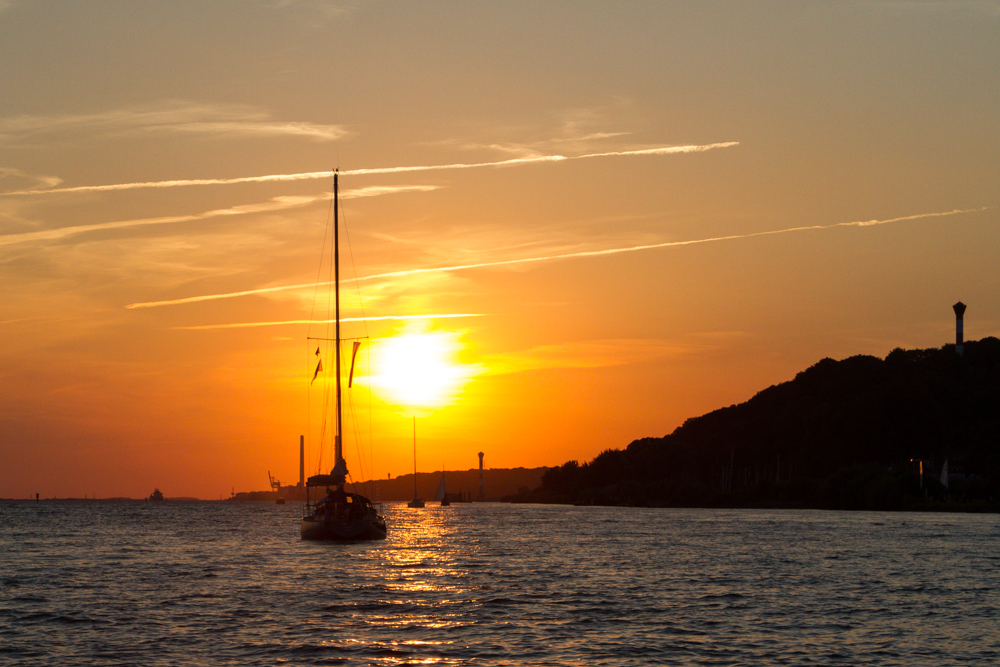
[518,338,1000,510]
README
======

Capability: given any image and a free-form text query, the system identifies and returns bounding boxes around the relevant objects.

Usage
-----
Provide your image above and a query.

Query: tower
[299,435,305,487]
[953,301,967,356]
[478,452,484,500]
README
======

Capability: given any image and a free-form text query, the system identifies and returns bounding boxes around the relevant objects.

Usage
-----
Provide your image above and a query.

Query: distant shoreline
[3,497,996,513]
[1,497,205,502]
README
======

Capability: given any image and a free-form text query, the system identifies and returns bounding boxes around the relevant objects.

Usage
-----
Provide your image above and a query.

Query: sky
[2,1,998,500]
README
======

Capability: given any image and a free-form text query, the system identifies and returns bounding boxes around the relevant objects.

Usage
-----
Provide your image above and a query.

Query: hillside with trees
[524,338,1000,510]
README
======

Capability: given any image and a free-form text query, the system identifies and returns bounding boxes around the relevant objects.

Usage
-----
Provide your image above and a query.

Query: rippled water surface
[2,501,998,665]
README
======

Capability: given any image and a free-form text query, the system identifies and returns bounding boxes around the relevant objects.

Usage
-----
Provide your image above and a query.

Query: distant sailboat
[408,417,425,508]
[435,471,450,506]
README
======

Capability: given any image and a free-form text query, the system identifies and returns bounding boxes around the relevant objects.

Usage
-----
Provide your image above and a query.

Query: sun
[367,329,480,411]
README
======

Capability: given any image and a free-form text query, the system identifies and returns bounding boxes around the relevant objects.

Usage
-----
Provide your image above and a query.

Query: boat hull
[300,514,387,541]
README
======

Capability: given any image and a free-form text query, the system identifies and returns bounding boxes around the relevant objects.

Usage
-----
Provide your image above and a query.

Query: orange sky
[2,2,998,499]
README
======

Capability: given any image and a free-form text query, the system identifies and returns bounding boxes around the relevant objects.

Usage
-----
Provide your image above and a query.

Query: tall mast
[334,171,343,466]
[413,416,417,498]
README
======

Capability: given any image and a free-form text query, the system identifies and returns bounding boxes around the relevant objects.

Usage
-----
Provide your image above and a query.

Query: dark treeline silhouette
[522,338,1000,510]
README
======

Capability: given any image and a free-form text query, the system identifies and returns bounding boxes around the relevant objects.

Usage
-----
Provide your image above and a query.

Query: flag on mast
[311,359,323,384]
[348,341,361,387]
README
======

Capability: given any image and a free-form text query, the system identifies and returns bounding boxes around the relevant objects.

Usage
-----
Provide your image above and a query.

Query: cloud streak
[173,313,484,330]
[0,197,317,248]
[0,101,347,145]
[124,207,987,310]
[0,167,62,191]
[485,338,691,375]
[0,186,439,247]
[2,142,738,196]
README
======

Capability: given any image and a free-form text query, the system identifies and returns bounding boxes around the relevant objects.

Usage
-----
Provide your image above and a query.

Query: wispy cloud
[0,101,347,145]
[0,196,318,248]
[343,185,441,199]
[486,339,690,375]
[323,208,992,280]
[459,133,633,159]
[174,313,483,330]
[123,207,987,310]
[272,0,357,27]
[453,102,639,157]
[126,282,317,309]
[0,185,438,247]
[0,167,62,191]
[1,316,48,326]
[2,142,738,196]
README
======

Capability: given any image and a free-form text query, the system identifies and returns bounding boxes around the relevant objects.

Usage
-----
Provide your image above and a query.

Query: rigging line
[340,186,372,343]
[339,175,377,499]
[306,171,336,346]
[307,171,337,476]
[324,170,339,472]
[349,358,367,491]
[325,188,336,473]
[315,342,328,473]
[346,344,378,501]
[345,379,368,487]
[306,341,312,480]
[316,344,336,474]
[366,346,376,501]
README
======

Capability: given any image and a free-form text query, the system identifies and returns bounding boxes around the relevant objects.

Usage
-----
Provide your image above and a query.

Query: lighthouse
[953,301,967,356]
[478,452,485,500]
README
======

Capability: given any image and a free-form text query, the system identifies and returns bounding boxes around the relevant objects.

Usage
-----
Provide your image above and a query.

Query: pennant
[311,359,323,384]
[348,340,361,387]
[315,347,320,356]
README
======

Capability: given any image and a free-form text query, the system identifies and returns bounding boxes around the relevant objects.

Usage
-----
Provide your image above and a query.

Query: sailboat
[435,471,450,506]
[407,417,425,508]
[300,171,387,541]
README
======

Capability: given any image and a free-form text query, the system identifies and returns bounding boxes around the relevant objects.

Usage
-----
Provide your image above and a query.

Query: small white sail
[940,459,949,489]
[434,472,447,502]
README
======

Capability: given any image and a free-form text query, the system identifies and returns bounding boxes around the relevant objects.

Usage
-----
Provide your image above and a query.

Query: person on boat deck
[317,485,349,522]
[331,484,348,506]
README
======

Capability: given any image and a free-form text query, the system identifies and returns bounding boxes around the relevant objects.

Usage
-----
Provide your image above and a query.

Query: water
[1,502,998,665]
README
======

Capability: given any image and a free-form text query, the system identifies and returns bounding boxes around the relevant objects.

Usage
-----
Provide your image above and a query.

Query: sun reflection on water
[350,504,480,649]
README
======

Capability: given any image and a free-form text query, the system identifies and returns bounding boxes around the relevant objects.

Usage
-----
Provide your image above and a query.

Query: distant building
[478,452,485,500]
[954,301,967,356]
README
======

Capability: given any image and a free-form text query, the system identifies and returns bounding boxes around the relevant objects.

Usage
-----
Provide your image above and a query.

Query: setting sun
[366,329,482,412]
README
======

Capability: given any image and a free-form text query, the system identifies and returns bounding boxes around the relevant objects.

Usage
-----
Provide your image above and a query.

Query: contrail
[0,186,438,247]
[0,196,317,247]
[124,207,987,310]
[173,313,484,330]
[2,143,739,196]
[313,208,991,281]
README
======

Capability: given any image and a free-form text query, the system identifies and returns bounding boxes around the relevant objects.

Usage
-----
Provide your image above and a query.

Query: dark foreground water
[1,502,998,666]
